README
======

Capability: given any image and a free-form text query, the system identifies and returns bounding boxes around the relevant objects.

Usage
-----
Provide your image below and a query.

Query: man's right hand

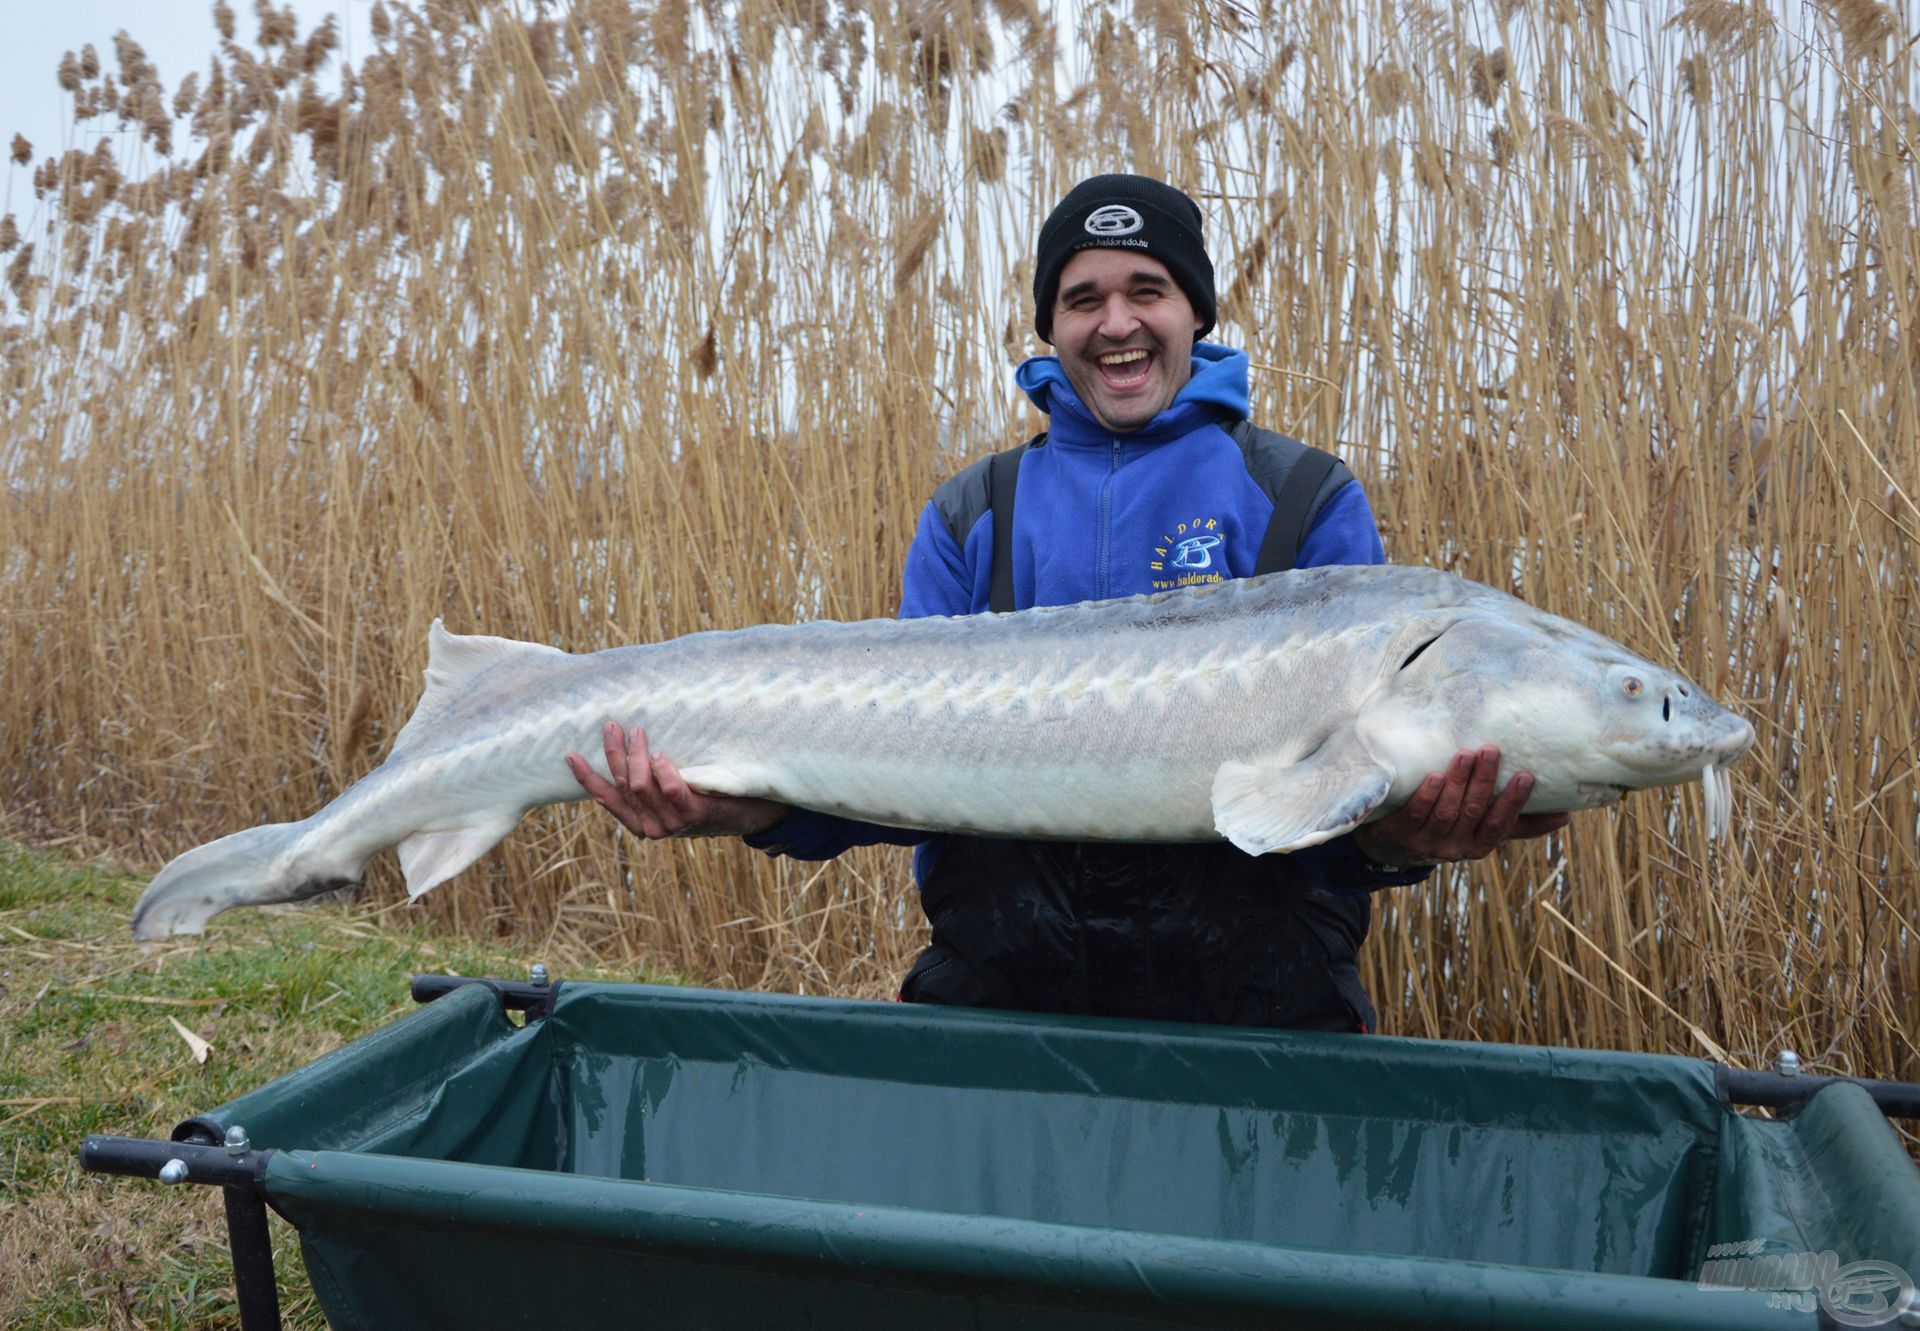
[566,722,790,841]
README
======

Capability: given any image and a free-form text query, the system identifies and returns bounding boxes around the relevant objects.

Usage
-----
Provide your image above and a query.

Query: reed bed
[1,0,1915,1084]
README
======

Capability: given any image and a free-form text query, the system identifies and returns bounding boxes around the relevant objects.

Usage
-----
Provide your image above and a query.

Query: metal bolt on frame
[1775,1050,1802,1077]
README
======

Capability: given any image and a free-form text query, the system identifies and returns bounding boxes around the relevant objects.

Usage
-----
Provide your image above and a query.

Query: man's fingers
[1468,772,1532,853]
[651,752,705,825]
[1427,751,1475,826]
[567,754,648,837]
[1511,811,1572,840]
[602,721,631,791]
[1459,746,1501,826]
[1396,773,1444,828]
[1484,771,1533,833]
[567,752,624,805]
[625,726,659,799]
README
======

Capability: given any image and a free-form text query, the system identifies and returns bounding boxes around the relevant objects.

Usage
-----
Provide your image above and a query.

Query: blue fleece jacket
[747,342,1425,892]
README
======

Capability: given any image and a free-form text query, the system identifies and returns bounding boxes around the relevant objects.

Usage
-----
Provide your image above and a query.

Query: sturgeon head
[1212,592,1757,857]
[1359,607,1757,830]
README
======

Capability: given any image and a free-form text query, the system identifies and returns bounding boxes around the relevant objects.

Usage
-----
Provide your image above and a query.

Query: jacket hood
[1015,342,1250,445]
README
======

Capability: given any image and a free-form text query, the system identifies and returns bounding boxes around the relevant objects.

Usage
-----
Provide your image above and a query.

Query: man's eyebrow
[1058,271,1174,302]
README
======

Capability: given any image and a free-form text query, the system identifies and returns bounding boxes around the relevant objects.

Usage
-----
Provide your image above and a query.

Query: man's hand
[566,722,790,841]
[1353,744,1571,868]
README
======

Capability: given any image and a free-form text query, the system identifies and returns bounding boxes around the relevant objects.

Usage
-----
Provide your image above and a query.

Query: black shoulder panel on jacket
[930,453,997,550]
[1227,419,1356,572]
[932,434,1046,553]
[1228,420,1353,509]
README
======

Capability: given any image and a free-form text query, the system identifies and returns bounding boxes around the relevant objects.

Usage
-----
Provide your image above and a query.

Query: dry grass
[0,0,1915,1086]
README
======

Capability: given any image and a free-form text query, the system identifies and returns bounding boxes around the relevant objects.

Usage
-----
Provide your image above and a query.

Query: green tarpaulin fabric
[183,982,1918,1330]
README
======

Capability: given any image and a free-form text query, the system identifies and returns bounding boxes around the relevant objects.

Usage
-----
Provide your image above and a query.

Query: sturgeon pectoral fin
[1211,731,1393,856]
[396,822,516,899]
[674,764,761,798]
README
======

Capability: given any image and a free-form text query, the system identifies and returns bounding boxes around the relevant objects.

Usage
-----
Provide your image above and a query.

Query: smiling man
[571,174,1566,1031]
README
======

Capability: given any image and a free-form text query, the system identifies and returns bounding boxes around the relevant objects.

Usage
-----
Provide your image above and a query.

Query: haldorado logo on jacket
[1151,518,1227,590]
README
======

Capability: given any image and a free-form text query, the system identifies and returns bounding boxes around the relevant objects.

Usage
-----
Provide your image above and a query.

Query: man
[567,175,1567,1031]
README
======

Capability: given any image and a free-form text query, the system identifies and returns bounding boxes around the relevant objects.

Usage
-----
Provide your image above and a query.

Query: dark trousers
[902,837,1377,1033]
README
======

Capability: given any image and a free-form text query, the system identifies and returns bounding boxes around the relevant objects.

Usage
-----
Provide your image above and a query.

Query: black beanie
[1032,174,1216,344]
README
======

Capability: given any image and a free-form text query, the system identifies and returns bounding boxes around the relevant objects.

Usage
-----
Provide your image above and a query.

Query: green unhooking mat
[141,981,1920,1328]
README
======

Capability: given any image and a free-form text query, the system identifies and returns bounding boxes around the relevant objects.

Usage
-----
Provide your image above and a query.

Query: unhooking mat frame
[79,973,1920,1331]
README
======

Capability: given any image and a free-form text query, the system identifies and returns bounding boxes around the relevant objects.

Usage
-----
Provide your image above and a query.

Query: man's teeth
[1098,350,1149,365]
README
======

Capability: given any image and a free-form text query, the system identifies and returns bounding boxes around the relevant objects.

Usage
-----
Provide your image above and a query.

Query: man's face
[1050,248,1204,434]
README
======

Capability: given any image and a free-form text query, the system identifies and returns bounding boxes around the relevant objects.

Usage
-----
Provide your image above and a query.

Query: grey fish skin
[130,565,1756,939]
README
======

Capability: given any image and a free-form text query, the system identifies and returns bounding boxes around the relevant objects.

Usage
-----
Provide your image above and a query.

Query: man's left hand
[1353,744,1571,868]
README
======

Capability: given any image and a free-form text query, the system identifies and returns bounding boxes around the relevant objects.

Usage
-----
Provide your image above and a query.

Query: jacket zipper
[1096,437,1120,599]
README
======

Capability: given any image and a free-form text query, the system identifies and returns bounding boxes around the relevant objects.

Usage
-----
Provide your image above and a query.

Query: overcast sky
[1,0,374,228]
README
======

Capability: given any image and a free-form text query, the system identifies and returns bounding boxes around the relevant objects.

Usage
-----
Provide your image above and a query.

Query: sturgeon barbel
[132,565,1756,938]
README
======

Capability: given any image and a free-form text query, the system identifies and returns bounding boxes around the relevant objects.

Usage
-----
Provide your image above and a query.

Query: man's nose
[1096,294,1140,338]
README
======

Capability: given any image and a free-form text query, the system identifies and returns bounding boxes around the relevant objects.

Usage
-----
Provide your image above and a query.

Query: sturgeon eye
[1621,676,1645,699]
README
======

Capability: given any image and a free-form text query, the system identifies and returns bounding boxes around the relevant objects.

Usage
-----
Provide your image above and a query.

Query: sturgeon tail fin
[131,821,363,941]
[133,620,567,940]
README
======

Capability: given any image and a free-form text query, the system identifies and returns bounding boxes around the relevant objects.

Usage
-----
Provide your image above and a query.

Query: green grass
[0,841,660,1329]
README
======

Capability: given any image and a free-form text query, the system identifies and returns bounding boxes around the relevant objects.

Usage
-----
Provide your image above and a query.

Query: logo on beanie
[1084,204,1144,237]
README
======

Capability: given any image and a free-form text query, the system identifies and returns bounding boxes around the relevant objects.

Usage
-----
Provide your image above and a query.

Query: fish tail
[131,819,363,941]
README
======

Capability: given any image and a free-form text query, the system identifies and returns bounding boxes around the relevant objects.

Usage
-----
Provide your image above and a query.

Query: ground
[0,841,655,1330]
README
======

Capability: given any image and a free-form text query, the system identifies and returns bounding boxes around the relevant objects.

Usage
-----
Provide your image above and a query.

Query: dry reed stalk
[0,0,1914,1083]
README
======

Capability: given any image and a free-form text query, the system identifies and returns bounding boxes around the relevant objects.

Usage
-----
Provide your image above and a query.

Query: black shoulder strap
[1228,419,1351,576]
[987,433,1043,614]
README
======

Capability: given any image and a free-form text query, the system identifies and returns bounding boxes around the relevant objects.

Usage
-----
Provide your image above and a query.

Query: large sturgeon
[132,564,1755,938]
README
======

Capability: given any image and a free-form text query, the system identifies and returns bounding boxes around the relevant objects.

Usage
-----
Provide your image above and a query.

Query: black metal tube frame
[1718,1065,1920,1119]
[71,974,561,1329]
[409,970,560,1017]
[74,970,564,1331]
[79,1133,281,1331]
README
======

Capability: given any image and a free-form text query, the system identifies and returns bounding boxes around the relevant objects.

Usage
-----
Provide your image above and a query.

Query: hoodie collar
[1014,341,1250,447]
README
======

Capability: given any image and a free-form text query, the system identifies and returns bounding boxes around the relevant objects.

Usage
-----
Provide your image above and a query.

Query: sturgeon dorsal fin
[1211,727,1393,856]
[389,620,568,758]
